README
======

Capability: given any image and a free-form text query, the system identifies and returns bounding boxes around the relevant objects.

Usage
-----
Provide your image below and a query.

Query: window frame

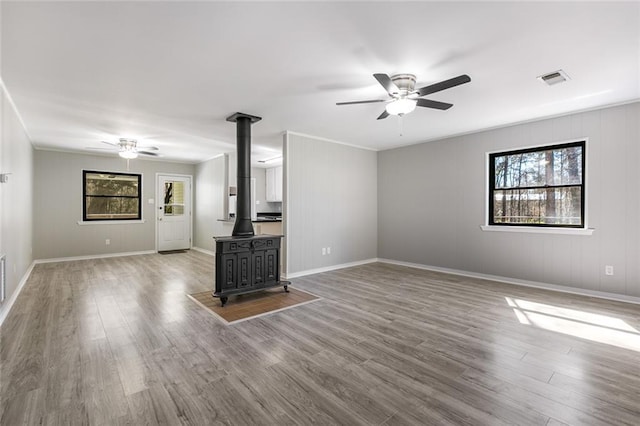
[487,140,586,229]
[82,170,143,222]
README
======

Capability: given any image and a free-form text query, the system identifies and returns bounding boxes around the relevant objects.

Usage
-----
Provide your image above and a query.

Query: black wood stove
[213,112,289,307]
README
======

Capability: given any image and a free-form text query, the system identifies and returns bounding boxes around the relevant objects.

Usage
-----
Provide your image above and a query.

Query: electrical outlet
[322,247,326,256]
[105,239,111,246]
[605,265,614,276]
[327,247,331,254]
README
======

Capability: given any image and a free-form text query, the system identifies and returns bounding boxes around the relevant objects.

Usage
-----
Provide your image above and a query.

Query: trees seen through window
[489,141,585,227]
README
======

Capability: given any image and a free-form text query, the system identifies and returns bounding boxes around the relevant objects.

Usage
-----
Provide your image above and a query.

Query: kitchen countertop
[213,234,284,242]
[218,218,282,223]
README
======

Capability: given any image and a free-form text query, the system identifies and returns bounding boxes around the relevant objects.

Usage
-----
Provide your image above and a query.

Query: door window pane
[164,181,185,216]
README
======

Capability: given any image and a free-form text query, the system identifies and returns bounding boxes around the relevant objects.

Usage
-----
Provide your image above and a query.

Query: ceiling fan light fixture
[117,138,139,159]
[337,73,470,120]
[119,150,138,159]
[386,98,417,116]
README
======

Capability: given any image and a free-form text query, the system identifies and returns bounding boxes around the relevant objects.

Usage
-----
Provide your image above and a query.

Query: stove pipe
[226,112,262,237]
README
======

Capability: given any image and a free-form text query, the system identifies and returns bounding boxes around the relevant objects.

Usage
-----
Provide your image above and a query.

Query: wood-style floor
[1,251,639,425]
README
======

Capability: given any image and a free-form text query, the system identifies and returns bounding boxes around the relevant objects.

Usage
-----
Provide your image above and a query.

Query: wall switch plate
[605,265,614,276]
[148,198,155,204]
[105,239,111,245]
[327,247,331,254]
[322,248,326,256]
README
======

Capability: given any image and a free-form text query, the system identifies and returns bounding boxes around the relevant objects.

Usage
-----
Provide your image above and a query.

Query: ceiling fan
[89,138,160,159]
[337,73,471,120]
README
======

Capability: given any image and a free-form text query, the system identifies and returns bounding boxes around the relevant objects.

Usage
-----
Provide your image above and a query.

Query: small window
[163,181,185,216]
[489,141,585,227]
[83,171,142,221]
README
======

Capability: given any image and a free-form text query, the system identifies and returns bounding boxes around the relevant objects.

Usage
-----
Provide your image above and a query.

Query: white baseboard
[0,260,36,328]
[378,258,640,306]
[192,247,215,256]
[35,250,156,264]
[284,258,378,279]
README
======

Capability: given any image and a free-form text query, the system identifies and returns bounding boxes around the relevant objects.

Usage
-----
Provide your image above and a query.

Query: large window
[489,141,585,227]
[83,171,142,221]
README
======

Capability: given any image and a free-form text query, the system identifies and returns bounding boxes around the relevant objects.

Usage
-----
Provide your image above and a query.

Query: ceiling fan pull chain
[398,115,404,136]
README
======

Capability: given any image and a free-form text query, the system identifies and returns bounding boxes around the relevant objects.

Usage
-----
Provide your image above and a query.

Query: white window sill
[77,220,146,226]
[480,225,594,236]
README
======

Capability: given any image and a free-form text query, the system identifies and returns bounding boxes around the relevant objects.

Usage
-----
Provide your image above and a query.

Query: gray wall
[0,82,34,322]
[33,150,194,259]
[378,102,640,298]
[194,154,227,251]
[285,133,377,275]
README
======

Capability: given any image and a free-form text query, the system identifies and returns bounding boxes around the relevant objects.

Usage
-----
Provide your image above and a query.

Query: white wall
[378,102,640,298]
[0,82,34,323]
[228,152,280,212]
[285,132,378,275]
[193,155,282,253]
[33,150,194,259]
[253,166,281,213]
[194,154,227,251]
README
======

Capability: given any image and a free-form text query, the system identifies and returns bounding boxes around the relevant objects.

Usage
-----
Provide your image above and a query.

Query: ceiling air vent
[537,69,570,86]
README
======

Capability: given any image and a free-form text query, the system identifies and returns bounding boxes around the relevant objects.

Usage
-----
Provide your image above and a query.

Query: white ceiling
[2,1,639,164]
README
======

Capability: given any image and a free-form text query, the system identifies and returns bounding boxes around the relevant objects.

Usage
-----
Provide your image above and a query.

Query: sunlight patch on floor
[505,297,640,352]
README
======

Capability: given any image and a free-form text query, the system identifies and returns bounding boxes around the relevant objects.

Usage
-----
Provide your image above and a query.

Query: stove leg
[221,296,228,307]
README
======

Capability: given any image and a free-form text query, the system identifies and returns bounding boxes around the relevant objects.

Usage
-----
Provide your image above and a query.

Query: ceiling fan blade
[138,151,160,157]
[86,147,115,151]
[101,140,118,147]
[139,146,159,151]
[416,98,454,110]
[373,73,399,95]
[377,110,390,120]
[417,74,471,97]
[336,99,386,106]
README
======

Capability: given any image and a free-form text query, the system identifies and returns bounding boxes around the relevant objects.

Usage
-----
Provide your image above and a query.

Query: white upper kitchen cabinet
[266,166,283,202]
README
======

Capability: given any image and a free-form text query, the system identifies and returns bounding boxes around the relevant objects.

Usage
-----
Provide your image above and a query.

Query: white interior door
[157,174,191,251]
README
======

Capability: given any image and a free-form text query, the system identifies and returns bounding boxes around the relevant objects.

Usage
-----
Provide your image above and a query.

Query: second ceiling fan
[337,73,471,120]
[86,138,160,160]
